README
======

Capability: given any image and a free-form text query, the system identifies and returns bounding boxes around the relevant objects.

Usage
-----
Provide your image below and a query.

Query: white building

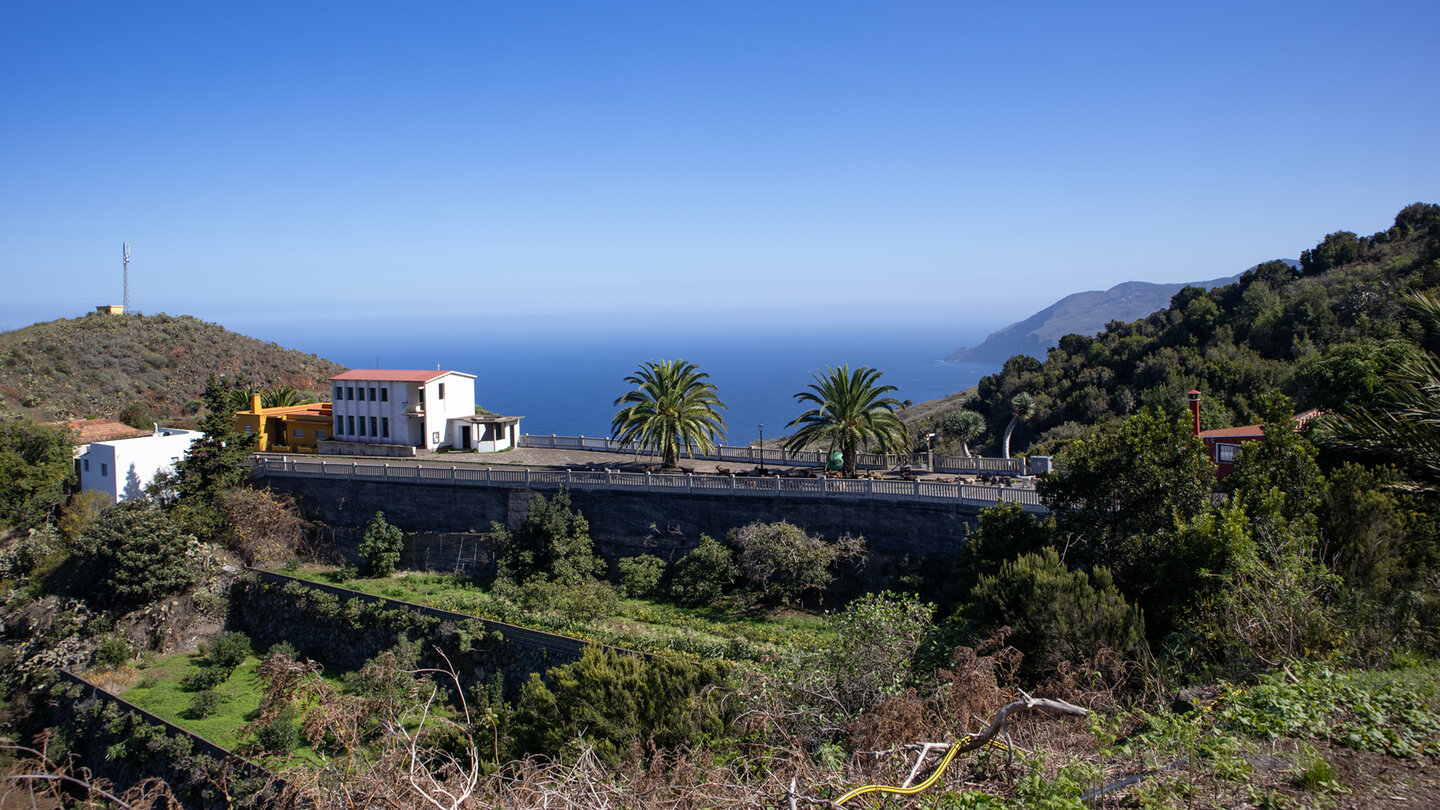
[77,427,203,503]
[329,369,491,451]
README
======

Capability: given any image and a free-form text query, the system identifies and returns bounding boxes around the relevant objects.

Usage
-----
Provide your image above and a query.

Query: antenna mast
[122,243,131,314]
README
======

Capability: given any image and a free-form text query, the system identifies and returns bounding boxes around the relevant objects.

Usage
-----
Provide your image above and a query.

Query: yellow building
[233,395,333,454]
[95,305,125,315]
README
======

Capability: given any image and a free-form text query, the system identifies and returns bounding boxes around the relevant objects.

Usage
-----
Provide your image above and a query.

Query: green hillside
[0,312,346,422]
[964,202,1440,455]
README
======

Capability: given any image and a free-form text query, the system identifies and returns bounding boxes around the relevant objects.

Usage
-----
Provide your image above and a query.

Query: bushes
[492,491,603,586]
[961,547,1146,683]
[617,554,665,598]
[74,501,198,606]
[91,636,133,670]
[669,535,737,607]
[727,520,866,606]
[510,646,732,766]
[358,511,403,577]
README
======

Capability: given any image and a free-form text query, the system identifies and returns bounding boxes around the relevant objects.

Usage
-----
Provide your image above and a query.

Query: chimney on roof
[251,394,263,413]
[1187,390,1202,437]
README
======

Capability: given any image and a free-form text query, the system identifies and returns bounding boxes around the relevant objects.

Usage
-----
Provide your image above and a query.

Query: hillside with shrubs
[0,311,345,423]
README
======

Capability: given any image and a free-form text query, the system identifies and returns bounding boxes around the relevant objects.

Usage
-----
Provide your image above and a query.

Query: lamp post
[757,422,765,473]
[925,432,936,471]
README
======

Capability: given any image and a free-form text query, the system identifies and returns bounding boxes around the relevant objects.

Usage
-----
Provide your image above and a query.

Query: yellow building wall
[232,396,330,454]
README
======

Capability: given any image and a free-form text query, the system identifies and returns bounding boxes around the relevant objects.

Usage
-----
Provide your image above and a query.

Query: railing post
[729,474,735,492]
[566,469,572,486]
[686,473,692,493]
[485,467,491,484]
[450,465,456,482]
[867,478,873,496]
[383,463,388,478]
[351,462,357,477]
[524,469,530,486]
[606,469,613,486]
[914,480,920,498]
[646,471,651,491]
[820,476,826,496]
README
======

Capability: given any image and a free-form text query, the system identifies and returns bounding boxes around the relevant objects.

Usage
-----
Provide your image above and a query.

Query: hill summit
[0,312,346,422]
[946,268,1296,364]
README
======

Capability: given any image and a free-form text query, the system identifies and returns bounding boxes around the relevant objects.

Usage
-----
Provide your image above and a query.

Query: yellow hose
[832,737,1008,806]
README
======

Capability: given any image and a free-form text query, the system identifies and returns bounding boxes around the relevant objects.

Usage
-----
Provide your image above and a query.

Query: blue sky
[2,1,1437,345]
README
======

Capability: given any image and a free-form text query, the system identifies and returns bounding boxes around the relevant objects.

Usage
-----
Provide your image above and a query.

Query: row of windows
[336,415,390,439]
[335,385,391,403]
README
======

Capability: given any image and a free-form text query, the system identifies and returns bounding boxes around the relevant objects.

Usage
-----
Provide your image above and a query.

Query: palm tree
[1002,392,1036,459]
[611,359,727,469]
[1316,291,1440,490]
[262,385,316,408]
[941,409,986,457]
[225,383,262,414]
[784,365,908,476]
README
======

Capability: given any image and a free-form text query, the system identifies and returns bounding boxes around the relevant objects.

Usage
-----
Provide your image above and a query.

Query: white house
[329,369,496,451]
[77,427,203,503]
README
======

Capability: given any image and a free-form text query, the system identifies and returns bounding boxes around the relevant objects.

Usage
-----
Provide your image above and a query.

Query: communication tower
[122,243,131,313]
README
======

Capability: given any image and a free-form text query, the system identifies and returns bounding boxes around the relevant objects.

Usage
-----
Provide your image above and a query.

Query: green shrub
[185,689,224,720]
[510,646,732,766]
[254,703,298,754]
[75,501,199,605]
[91,636,133,670]
[961,547,1146,682]
[669,535,737,607]
[358,512,403,577]
[181,665,230,691]
[727,520,866,606]
[205,631,252,672]
[618,554,665,598]
[264,641,299,662]
[491,491,603,586]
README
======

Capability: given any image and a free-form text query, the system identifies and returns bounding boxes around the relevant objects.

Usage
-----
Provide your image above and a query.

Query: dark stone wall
[258,474,978,573]
[232,572,605,699]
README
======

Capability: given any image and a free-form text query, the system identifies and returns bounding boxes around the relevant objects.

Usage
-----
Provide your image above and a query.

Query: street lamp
[757,422,765,472]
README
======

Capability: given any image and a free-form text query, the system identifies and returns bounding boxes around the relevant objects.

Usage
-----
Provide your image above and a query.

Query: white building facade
[329,370,479,451]
[77,428,203,503]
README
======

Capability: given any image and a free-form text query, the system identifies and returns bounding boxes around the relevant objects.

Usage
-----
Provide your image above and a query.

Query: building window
[336,417,343,436]
[101,463,108,477]
[369,387,376,401]
[244,425,253,435]
[294,429,304,439]
[381,417,389,438]
[358,417,366,437]
[83,459,90,471]
[370,416,377,437]
[348,416,355,435]
[380,388,388,402]
[418,387,425,404]
[1216,444,1240,463]
[346,387,354,401]
[334,386,342,401]
[317,430,327,440]
[438,383,446,399]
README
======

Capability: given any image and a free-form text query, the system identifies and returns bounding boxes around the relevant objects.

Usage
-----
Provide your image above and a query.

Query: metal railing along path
[251,457,1046,511]
[516,434,1031,476]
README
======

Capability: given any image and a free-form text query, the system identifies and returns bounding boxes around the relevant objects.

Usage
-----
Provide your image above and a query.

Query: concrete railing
[518,434,1030,475]
[252,457,1046,510]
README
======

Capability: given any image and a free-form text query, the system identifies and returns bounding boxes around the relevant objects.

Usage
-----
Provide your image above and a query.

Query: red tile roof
[63,419,148,444]
[1199,425,1266,440]
[331,370,454,383]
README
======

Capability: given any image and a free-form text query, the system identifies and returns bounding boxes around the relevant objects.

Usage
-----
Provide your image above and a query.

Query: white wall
[332,373,476,450]
[78,429,202,503]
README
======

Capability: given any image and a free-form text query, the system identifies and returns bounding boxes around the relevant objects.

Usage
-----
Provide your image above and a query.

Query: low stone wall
[51,670,280,809]
[232,571,618,698]
[317,439,416,457]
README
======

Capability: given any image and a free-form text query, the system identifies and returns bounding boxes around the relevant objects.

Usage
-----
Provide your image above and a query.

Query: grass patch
[282,568,833,664]
[118,648,343,765]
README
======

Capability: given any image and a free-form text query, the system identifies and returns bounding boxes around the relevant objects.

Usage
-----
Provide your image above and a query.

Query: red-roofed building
[1198,409,1321,479]
[327,369,513,452]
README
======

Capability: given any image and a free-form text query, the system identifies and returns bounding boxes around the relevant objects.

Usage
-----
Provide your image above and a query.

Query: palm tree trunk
[1002,415,1019,459]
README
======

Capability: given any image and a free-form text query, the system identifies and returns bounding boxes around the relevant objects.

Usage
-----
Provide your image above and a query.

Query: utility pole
[122,243,131,313]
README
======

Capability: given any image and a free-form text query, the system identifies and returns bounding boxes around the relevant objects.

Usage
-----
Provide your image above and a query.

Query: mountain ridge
[946,266,1296,365]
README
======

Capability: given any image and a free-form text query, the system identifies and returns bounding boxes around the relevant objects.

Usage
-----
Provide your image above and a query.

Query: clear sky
[2,1,1437,344]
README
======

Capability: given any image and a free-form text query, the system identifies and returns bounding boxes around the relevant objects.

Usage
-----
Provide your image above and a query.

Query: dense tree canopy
[0,417,73,529]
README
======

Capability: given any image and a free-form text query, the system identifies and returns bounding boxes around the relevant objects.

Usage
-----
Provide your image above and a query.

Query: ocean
[241,322,999,445]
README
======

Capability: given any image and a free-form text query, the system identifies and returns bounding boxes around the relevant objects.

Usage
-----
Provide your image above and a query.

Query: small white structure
[77,427,202,503]
[330,369,509,452]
